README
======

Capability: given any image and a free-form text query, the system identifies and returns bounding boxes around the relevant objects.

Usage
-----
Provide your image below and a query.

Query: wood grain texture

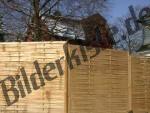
[0,42,150,113]
[67,44,129,113]
[131,56,150,113]
[0,41,66,113]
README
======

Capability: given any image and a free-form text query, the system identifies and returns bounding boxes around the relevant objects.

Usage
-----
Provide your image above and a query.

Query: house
[25,13,114,48]
[48,14,113,48]
[137,15,150,56]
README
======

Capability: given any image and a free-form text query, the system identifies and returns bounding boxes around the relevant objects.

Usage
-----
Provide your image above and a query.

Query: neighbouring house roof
[137,15,150,56]
[25,13,114,48]
[46,15,84,40]
[138,15,150,27]
[46,13,108,41]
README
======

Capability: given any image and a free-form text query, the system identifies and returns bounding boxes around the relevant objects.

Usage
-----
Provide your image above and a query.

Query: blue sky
[108,0,150,23]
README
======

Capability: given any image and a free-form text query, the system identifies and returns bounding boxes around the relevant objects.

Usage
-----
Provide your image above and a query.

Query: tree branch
[0,0,31,17]
[40,0,52,11]
[40,0,61,17]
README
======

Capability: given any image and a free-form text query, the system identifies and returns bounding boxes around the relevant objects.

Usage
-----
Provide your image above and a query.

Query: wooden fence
[67,44,150,113]
[0,41,149,113]
[0,42,66,113]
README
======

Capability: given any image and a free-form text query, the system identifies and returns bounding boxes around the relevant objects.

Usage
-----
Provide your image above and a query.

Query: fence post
[128,110,133,113]
[128,53,132,111]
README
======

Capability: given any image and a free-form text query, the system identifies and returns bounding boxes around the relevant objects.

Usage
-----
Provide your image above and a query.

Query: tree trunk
[32,0,42,41]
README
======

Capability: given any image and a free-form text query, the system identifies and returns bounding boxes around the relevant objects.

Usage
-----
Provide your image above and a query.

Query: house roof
[138,15,150,27]
[47,13,106,26]
[46,13,113,48]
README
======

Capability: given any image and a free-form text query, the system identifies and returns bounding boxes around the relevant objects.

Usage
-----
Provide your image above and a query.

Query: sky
[108,0,150,23]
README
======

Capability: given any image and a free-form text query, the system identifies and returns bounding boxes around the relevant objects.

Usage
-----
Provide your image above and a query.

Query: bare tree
[112,5,149,53]
[63,0,109,18]
[0,0,109,41]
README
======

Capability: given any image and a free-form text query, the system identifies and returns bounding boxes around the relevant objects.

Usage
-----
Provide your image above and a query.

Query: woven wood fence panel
[0,42,66,113]
[131,56,150,113]
[0,42,150,113]
[67,44,129,113]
